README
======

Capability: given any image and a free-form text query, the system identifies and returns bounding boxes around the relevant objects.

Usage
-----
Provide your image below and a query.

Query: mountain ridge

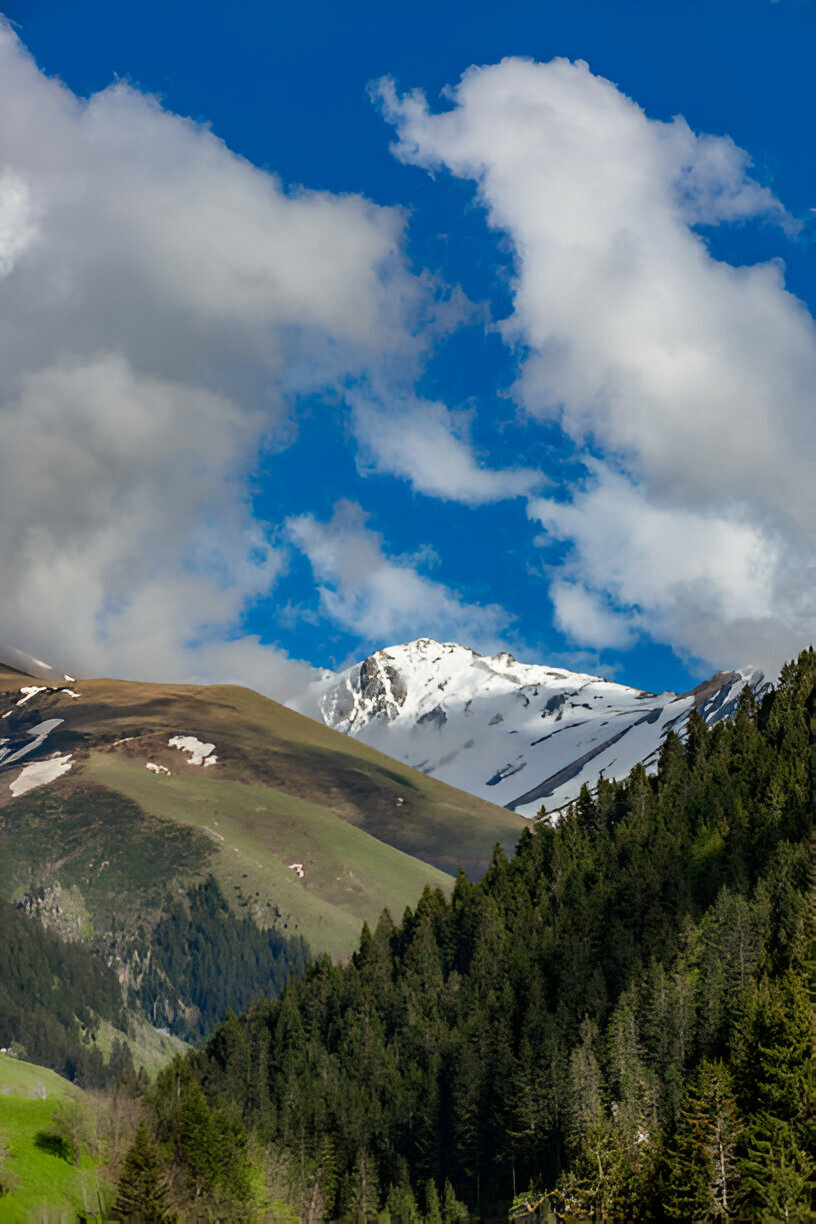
[1,642,768,823]
[301,638,768,815]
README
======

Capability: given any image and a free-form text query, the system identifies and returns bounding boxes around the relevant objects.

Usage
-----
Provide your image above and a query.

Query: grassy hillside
[0,1054,75,1100]
[49,677,524,873]
[0,1055,111,1221]
[93,1019,185,1083]
[0,673,524,961]
[85,752,454,957]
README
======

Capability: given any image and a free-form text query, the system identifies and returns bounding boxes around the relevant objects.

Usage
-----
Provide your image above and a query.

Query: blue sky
[0,0,814,696]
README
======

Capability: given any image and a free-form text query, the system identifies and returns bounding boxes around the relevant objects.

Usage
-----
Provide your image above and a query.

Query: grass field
[0,1056,111,1222]
[86,752,454,957]
[0,1057,74,1101]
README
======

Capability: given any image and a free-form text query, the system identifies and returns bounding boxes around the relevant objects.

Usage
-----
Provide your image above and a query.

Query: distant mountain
[302,639,768,816]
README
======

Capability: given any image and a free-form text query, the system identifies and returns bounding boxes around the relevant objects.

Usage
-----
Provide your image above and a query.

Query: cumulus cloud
[0,21,435,692]
[6,20,814,691]
[350,388,542,504]
[549,576,636,652]
[377,58,816,673]
[530,464,808,670]
[286,500,512,652]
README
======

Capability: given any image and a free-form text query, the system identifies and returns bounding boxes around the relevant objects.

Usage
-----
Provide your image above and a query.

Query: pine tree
[423,1178,443,1224]
[440,1179,468,1224]
[113,1121,173,1223]
[564,1017,603,1159]
[663,1061,743,1219]
[342,1149,380,1222]
[749,969,814,1127]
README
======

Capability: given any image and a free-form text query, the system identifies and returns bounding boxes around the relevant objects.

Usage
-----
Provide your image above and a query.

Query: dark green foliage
[662,1060,742,1218]
[113,1121,173,1222]
[0,783,213,937]
[140,651,816,1219]
[136,875,309,1039]
[0,896,127,1086]
[147,1058,257,1216]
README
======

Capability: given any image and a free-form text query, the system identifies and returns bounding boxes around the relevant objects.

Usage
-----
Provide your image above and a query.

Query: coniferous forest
[135,875,310,1041]
[0,896,129,1088]
[114,650,815,1221]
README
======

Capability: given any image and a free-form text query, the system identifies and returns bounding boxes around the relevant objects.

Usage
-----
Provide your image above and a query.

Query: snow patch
[288,862,305,879]
[10,753,73,797]
[16,686,47,706]
[146,762,171,776]
[168,735,217,766]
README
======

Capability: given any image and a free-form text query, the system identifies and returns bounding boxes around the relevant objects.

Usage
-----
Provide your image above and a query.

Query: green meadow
[0,1056,111,1223]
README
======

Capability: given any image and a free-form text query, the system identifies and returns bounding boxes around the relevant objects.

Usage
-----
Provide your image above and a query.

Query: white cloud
[0,21,434,692]
[549,578,636,652]
[0,353,314,696]
[533,465,778,623]
[530,463,811,672]
[377,58,816,673]
[0,169,38,276]
[286,500,512,652]
[350,389,542,504]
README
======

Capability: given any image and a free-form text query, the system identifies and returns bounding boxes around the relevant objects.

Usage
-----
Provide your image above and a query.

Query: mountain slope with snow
[0,651,525,963]
[302,640,767,818]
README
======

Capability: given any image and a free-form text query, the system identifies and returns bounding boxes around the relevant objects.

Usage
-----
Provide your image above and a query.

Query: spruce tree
[740,1113,816,1220]
[423,1178,443,1224]
[663,1061,743,1219]
[113,1121,172,1223]
[342,1149,380,1222]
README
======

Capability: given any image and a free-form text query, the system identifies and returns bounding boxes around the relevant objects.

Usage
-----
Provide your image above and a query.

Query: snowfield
[9,753,73,797]
[304,639,766,818]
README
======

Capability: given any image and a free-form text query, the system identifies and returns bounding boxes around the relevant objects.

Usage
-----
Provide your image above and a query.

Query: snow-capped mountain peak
[303,639,766,818]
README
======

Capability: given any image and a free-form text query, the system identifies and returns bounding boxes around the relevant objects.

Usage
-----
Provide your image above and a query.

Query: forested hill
[140,650,815,1221]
